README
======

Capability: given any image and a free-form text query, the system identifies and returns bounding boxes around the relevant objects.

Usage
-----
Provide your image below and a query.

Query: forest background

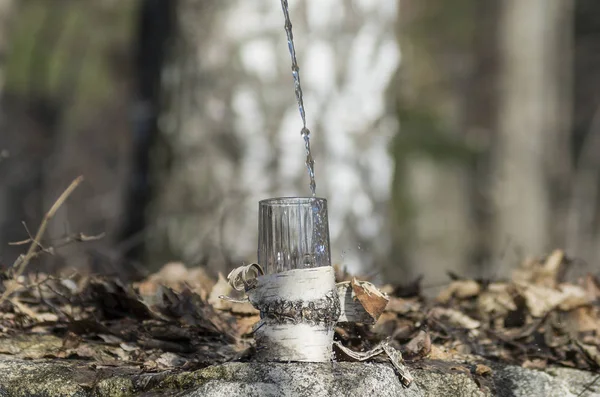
[0,0,598,294]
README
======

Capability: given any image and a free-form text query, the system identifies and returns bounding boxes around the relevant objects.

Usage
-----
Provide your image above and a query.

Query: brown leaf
[477,283,517,319]
[540,250,567,286]
[583,274,600,300]
[512,250,567,288]
[71,344,99,359]
[232,314,260,338]
[576,341,600,367]
[557,284,591,311]
[61,332,81,349]
[385,297,420,315]
[437,280,481,303]
[404,330,431,359]
[430,307,481,330]
[428,344,459,361]
[208,273,234,311]
[351,278,389,321]
[88,277,152,320]
[474,364,492,376]
[138,262,215,301]
[565,306,600,335]
[229,302,259,315]
[156,352,188,368]
[517,282,591,317]
[522,359,547,370]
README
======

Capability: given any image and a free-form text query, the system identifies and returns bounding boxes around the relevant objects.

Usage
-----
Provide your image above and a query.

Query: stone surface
[181,362,416,397]
[0,357,597,397]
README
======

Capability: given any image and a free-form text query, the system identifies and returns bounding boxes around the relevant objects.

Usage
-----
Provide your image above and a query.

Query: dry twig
[0,176,84,305]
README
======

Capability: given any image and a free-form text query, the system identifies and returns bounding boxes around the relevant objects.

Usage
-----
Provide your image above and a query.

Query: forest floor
[0,179,599,395]
[0,249,598,395]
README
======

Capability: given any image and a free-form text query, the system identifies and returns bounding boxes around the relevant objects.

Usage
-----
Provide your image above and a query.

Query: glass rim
[259,196,327,207]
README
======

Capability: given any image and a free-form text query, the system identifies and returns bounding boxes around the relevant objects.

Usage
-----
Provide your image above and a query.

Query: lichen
[0,360,87,397]
[93,377,134,397]
[133,365,236,393]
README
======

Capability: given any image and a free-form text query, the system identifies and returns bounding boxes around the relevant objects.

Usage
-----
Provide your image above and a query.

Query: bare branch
[0,176,84,305]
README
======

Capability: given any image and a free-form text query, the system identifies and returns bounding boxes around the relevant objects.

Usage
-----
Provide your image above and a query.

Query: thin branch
[577,374,600,397]
[0,176,84,305]
[8,222,46,251]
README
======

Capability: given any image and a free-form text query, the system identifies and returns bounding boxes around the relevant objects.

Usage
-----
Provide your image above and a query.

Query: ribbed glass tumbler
[258,197,331,274]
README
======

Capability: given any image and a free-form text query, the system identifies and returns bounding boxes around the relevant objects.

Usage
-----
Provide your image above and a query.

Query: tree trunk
[118,0,177,271]
[492,0,573,277]
[566,0,600,270]
[390,0,488,288]
[0,1,136,276]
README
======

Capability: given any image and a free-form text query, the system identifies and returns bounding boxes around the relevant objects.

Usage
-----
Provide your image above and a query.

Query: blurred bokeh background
[0,0,598,291]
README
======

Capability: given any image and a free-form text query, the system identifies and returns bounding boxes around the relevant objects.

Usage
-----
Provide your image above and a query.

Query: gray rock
[0,356,597,397]
[182,362,600,397]
[545,367,600,397]
[492,365,575,397]
[180,362,418,397]
[0,358,89,397]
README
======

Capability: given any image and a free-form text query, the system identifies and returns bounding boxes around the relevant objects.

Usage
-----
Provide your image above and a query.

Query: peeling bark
[246,266,339,362]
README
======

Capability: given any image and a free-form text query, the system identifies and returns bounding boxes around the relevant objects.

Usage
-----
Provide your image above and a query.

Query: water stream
[280,0,316,196]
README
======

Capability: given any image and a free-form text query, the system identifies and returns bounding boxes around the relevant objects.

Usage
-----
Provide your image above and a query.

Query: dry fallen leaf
[522,359,547,370]
[385,297,420,315]
[156,352,188,368]
[138,262,215,301]
[477,283,517,320]
[565,306,600,335]
[583,274,600,300]
[557,284,591,311]
[474,363,492,376]
[517,282,591,317]
[576,341,600,367]
[404,330,431,359]
[351,278,389,321]
[430,307,481,331]
[61,332,82,349]
[437,280,481,303]
[208,273,234,311]
[428,344,459,361]
[512,250,567,288]
[232,314,260,337]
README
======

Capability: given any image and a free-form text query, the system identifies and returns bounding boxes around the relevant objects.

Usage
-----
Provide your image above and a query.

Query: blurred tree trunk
[391,0,576,286]
[0,0,14,264]
[390,0,495,287]
[0,0,13,96]
[0,1,136,276]
[566,0,600,268]
[492,0,573,276]
[118,0,176,273]
[0,0,63,265]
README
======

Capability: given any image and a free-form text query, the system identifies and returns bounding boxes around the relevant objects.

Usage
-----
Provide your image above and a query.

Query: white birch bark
[247,266,338,362]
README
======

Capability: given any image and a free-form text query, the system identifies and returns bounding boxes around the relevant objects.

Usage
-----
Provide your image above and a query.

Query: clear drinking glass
[258,197,331,274]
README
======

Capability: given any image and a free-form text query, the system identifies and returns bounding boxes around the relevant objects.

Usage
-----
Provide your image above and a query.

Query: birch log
[246,266,340,362]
